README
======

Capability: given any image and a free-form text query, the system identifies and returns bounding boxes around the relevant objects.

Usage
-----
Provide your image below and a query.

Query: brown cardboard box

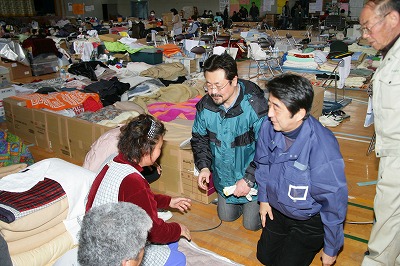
[3,97,112,160]
[3,98,36,144]
[46,112,71,157]
[180,149,216,204]
[112,53,131,62]
[151,136,217,203]
[99,33,122,42]
[0,60,32,81]
[311,86,324,118]
[151,140,182,196]
[67,118,110,162]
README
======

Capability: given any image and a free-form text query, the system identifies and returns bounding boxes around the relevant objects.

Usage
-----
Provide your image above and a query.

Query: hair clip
[147,120,156,139]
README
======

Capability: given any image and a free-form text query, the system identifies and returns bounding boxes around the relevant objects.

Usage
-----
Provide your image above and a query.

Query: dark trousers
[257,207,324,266]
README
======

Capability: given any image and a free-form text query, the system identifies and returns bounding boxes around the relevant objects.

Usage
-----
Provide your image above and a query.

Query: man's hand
[259,202,273,227]
[198,168,211,190]
[234,179,251,197]
[321,251,336,266]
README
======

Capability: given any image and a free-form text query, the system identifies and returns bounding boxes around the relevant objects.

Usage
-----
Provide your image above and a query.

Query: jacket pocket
[379,65,400,110]
[277,164,313,210]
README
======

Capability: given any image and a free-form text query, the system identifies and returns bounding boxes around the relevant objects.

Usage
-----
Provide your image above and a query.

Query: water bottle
[60,68,66,79]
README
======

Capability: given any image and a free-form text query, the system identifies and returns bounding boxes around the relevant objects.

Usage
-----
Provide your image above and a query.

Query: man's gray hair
[78,202,152,266]
[367,0,400,15]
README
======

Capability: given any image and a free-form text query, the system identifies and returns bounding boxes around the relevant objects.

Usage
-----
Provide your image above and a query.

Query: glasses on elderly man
[359,12,391,35]
[203,80,231,92]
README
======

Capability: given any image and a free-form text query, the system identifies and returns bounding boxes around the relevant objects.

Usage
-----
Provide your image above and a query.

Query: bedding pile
[0,158,96,266]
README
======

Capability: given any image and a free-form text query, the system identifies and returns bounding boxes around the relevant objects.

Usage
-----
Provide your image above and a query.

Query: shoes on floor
[211,198,218,205]
[320,110,350,127]
[319,115,340,127]
[157,209,173,221]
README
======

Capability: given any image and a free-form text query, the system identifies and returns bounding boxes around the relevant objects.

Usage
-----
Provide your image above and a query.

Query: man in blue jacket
[191,53,268,231]
[254,74,348,265]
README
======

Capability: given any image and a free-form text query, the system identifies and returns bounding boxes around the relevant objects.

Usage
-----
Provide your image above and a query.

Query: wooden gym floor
[6,59,376,266]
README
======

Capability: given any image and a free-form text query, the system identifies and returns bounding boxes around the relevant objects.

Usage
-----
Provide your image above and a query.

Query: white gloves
[223,185,258,201]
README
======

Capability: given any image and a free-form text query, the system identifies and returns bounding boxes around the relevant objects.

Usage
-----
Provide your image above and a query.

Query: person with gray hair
[78,202,152,266]
[359,0,400,265]
[53,202,153,266]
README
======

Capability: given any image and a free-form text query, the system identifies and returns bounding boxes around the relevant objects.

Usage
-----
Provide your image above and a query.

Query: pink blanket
[147,96,201,122]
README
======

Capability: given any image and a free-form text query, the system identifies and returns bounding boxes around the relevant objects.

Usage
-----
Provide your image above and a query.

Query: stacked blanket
[0,158,96,266]
[283,49,319,69]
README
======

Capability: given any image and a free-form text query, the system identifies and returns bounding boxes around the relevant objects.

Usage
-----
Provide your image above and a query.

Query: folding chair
[190,33,214,61]
[270,27,282,41]
[247,40,283,80]
[322,56,352,113]
[285,33,303,50]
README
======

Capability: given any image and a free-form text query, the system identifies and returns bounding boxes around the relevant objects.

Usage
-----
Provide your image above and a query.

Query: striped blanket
[0,178,66,223]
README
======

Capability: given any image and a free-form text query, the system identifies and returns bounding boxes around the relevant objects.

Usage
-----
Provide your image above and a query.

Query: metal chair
[270,27,282,41]
[285,33,303,50]
[190,33,215,61]
[247,40,283,80]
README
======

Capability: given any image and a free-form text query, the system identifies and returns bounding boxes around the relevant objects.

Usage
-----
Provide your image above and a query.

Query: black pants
[257,207,324,266]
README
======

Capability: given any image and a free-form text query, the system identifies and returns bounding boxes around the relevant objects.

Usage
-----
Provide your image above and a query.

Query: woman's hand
[170,197,191,213]
[179,223,191,241]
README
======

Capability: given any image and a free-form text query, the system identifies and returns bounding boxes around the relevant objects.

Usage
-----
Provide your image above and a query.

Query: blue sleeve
[311,158,348,256]
[254,120,270,203]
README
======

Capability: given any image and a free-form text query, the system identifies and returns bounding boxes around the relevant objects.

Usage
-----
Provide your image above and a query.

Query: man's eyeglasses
[359,12,391,35]
[203,80,230,92]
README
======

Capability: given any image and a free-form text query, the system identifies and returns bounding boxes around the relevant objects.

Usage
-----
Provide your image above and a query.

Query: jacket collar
[203,80,245,117]
[268,118,313,168]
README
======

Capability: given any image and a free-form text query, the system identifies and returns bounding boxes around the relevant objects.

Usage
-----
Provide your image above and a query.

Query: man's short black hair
[267,73,314,119]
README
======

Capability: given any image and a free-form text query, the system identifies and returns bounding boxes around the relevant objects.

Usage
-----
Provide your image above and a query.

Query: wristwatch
[243,177,255,188]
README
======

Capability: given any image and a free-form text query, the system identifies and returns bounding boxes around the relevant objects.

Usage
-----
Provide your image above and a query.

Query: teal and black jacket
[191,79,268,204]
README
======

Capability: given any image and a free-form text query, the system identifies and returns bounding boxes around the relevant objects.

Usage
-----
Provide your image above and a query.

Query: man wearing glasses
[359,0,400,265]
[191,53,268,231]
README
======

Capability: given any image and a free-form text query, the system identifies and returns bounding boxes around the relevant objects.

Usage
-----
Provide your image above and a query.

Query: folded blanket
[10,231,74,266]
[7,222,66,255]
[0,178,66,223]
[2,208,67,243]
[147,96,201,122]
[0,197,68,232]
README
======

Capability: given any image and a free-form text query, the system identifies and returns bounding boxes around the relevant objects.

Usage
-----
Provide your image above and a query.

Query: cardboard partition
[32,109,50,150]
[46,112,71,157]
[67,118,110,163]
[152,140,183,196]
[5,99,36,144]
[311,86,324,118]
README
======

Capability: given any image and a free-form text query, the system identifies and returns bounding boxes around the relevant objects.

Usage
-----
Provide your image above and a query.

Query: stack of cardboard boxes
[162,13,173,33]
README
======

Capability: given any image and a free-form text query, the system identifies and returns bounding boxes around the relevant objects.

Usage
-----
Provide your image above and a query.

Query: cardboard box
[152,140,182,196]
[0,60,32,81]
[311,86,324,118]
[164,57,199,74]
[3,97,112,160]
[67,118,110,162]
[0,66,10,87]
[3,98,36,144]
[99,33,122,42]
[152,137,217,204]
[46,111,71,156]
[180,149,216,204]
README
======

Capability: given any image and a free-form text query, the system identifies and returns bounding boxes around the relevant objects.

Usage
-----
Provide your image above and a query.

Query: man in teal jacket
[191,53,268,231]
